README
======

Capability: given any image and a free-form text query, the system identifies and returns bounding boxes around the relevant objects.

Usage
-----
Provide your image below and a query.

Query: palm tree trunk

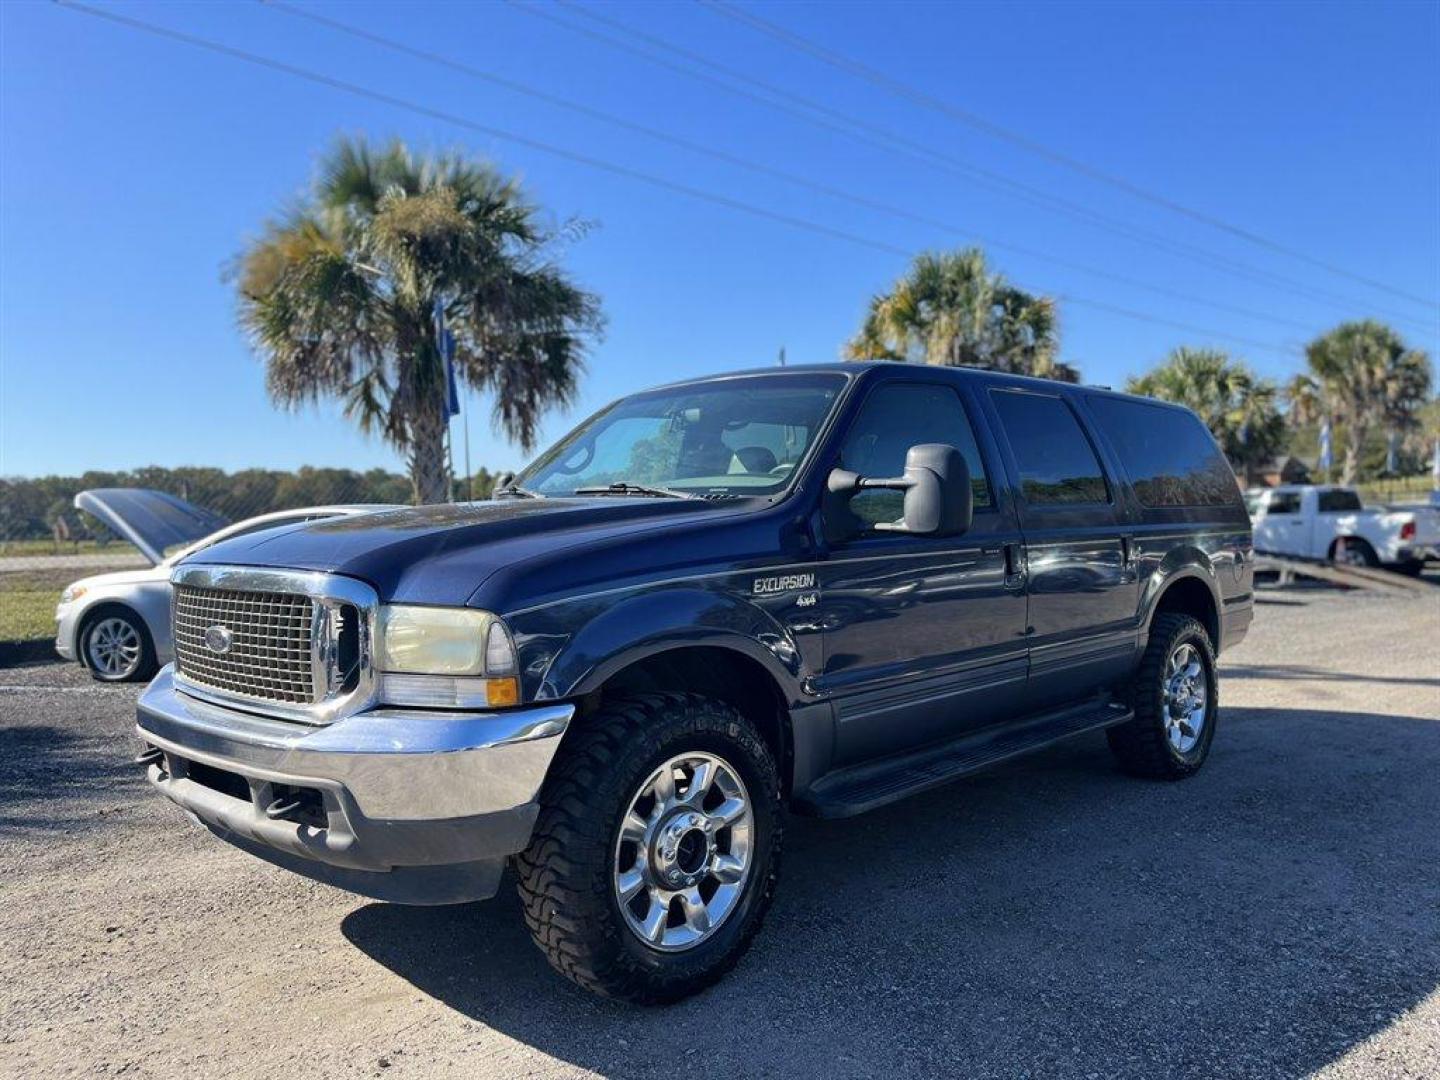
[1341,423,1365,486]
[408,402,451,505]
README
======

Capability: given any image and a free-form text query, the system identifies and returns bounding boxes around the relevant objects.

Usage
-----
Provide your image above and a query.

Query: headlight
[59,584,88,605]
[376,605,520,708]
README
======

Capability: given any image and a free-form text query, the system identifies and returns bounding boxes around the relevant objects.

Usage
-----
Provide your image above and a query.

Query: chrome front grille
[169,566,378,724]
[174,585,316,704]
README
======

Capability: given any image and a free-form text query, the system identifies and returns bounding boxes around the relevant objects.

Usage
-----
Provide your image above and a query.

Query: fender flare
[1139,549,1222,639]
[537,587,807,707]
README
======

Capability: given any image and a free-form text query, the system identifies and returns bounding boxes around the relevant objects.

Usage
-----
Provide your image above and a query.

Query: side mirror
[825,443,973,539]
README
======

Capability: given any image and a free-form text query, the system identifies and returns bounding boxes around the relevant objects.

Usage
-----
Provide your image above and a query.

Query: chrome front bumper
[136,665,573,904]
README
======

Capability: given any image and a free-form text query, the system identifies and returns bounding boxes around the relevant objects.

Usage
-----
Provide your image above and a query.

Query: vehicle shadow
[342,705,1440,1079]
[0,720,139,833]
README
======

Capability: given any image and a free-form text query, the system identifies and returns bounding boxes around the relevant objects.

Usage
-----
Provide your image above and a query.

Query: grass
[0,538,142,558]
[0,570,73,643]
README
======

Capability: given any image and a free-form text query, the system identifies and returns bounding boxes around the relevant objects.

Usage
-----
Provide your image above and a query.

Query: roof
[642,361,1138,399]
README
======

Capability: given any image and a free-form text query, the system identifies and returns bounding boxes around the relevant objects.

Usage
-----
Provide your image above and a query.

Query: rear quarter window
[1086,396,1240,509]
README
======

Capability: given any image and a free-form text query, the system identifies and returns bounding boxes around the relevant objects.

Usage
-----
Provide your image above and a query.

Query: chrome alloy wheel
[86,617,142,680]
[613,752,754,953]
[1164,643,1208,754]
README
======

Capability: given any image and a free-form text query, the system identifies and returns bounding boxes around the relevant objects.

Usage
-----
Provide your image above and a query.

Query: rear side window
[1267,492,1301,515]
[1318,489,1362,513]
[1086,396,1238,509]
[840,383,991,526]
[990,390,1109,505]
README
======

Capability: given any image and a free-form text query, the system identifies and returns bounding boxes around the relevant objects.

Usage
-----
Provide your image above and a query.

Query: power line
[262,0,1317,335]
[53,0,1298,360]
[518,0,1436,336]
[702,0,1440,314]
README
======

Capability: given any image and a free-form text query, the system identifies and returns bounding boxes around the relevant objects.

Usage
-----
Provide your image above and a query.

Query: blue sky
[2,0,1437,479]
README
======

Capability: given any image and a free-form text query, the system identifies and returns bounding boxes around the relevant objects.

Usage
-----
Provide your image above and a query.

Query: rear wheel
[515,692,782,1004]
[81,609,157,683]
[1331,537,1378,568]
[1108,613,1217,780]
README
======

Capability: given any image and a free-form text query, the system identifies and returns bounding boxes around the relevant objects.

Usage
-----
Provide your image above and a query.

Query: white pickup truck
[1247,484,1440,574]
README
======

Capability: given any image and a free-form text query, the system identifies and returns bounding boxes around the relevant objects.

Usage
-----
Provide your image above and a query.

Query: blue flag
[1318,418,1333,472]
[434,298,460,417]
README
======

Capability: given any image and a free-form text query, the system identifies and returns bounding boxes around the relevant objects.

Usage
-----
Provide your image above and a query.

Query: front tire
[515,692,782,1004]
[80,608,157,683]
[1107,613,1217,780]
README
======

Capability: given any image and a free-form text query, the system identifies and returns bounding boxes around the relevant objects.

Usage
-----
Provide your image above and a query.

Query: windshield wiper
[572,481,697,500]
[494,484,543,499]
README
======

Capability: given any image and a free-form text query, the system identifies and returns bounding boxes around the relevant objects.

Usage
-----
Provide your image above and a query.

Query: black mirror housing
[893,443,973,536]
[825,443,973,539]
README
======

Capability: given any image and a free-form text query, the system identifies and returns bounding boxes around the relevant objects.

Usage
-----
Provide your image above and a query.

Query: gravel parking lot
[2,583,1438,1079]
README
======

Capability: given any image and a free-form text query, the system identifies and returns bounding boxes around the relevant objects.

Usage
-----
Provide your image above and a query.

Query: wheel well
[77,602,146,647]
[1327,535,1375,559]
[1151,577,1219,650]
[588,647,792,792]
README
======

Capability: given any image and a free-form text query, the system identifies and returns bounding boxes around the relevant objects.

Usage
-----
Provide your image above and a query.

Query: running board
[795,699,1134,818]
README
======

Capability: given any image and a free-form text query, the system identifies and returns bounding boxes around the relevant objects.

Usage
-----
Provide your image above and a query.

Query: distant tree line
[0,465,501,545]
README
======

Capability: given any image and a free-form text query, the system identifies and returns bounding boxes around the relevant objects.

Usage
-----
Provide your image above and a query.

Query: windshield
[519,373,848,497]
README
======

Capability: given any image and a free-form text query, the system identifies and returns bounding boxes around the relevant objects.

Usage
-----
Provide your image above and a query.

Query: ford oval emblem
[203,624,234,655]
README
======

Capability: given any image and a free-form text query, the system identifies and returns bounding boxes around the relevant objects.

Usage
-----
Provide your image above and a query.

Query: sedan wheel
[85,615,146,681]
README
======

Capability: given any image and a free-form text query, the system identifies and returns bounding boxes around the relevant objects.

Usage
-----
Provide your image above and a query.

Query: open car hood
[75,488,229,566]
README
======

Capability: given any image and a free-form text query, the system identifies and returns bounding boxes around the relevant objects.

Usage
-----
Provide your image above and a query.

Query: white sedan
[55,490,397,682]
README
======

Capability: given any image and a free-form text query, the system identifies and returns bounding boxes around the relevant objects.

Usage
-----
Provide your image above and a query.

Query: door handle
[1003,543,1026,587]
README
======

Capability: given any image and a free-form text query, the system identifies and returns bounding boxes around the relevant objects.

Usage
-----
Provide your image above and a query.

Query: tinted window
[1086,396,1238,508]
[990,391,1108,505]
[1268,492,1301,515]
[1318,489,1362,513]
[839,383,991,526]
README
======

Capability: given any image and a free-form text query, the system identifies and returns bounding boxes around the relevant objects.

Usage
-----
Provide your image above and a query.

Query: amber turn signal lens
[485,677,520,707]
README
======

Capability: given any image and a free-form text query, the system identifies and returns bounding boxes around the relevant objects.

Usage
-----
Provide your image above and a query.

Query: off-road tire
[1107,613,1217,780]
[515,692,782,1004]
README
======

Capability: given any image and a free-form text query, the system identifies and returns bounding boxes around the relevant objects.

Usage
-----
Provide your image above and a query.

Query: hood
[68,566,170,591]
[75,488,228,566]
[185,497,743,605]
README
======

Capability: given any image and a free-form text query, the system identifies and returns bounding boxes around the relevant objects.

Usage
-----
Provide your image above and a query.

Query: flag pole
[463,391,473,502]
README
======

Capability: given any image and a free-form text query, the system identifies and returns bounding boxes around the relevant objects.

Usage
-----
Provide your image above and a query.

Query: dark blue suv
[136,363,1253,1002]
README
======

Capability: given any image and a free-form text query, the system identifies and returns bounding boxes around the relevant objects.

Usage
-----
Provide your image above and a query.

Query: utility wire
[53,0,1296,359]
[702,0,1439,313]
[263,0,1315,335]
[523,0,1436,335]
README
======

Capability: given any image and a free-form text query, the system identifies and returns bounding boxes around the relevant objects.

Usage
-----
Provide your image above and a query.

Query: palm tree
[236,137,604,504]
[1127,347,1286,484]
[845,248,1072,380]
[1286,321,1432,485]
